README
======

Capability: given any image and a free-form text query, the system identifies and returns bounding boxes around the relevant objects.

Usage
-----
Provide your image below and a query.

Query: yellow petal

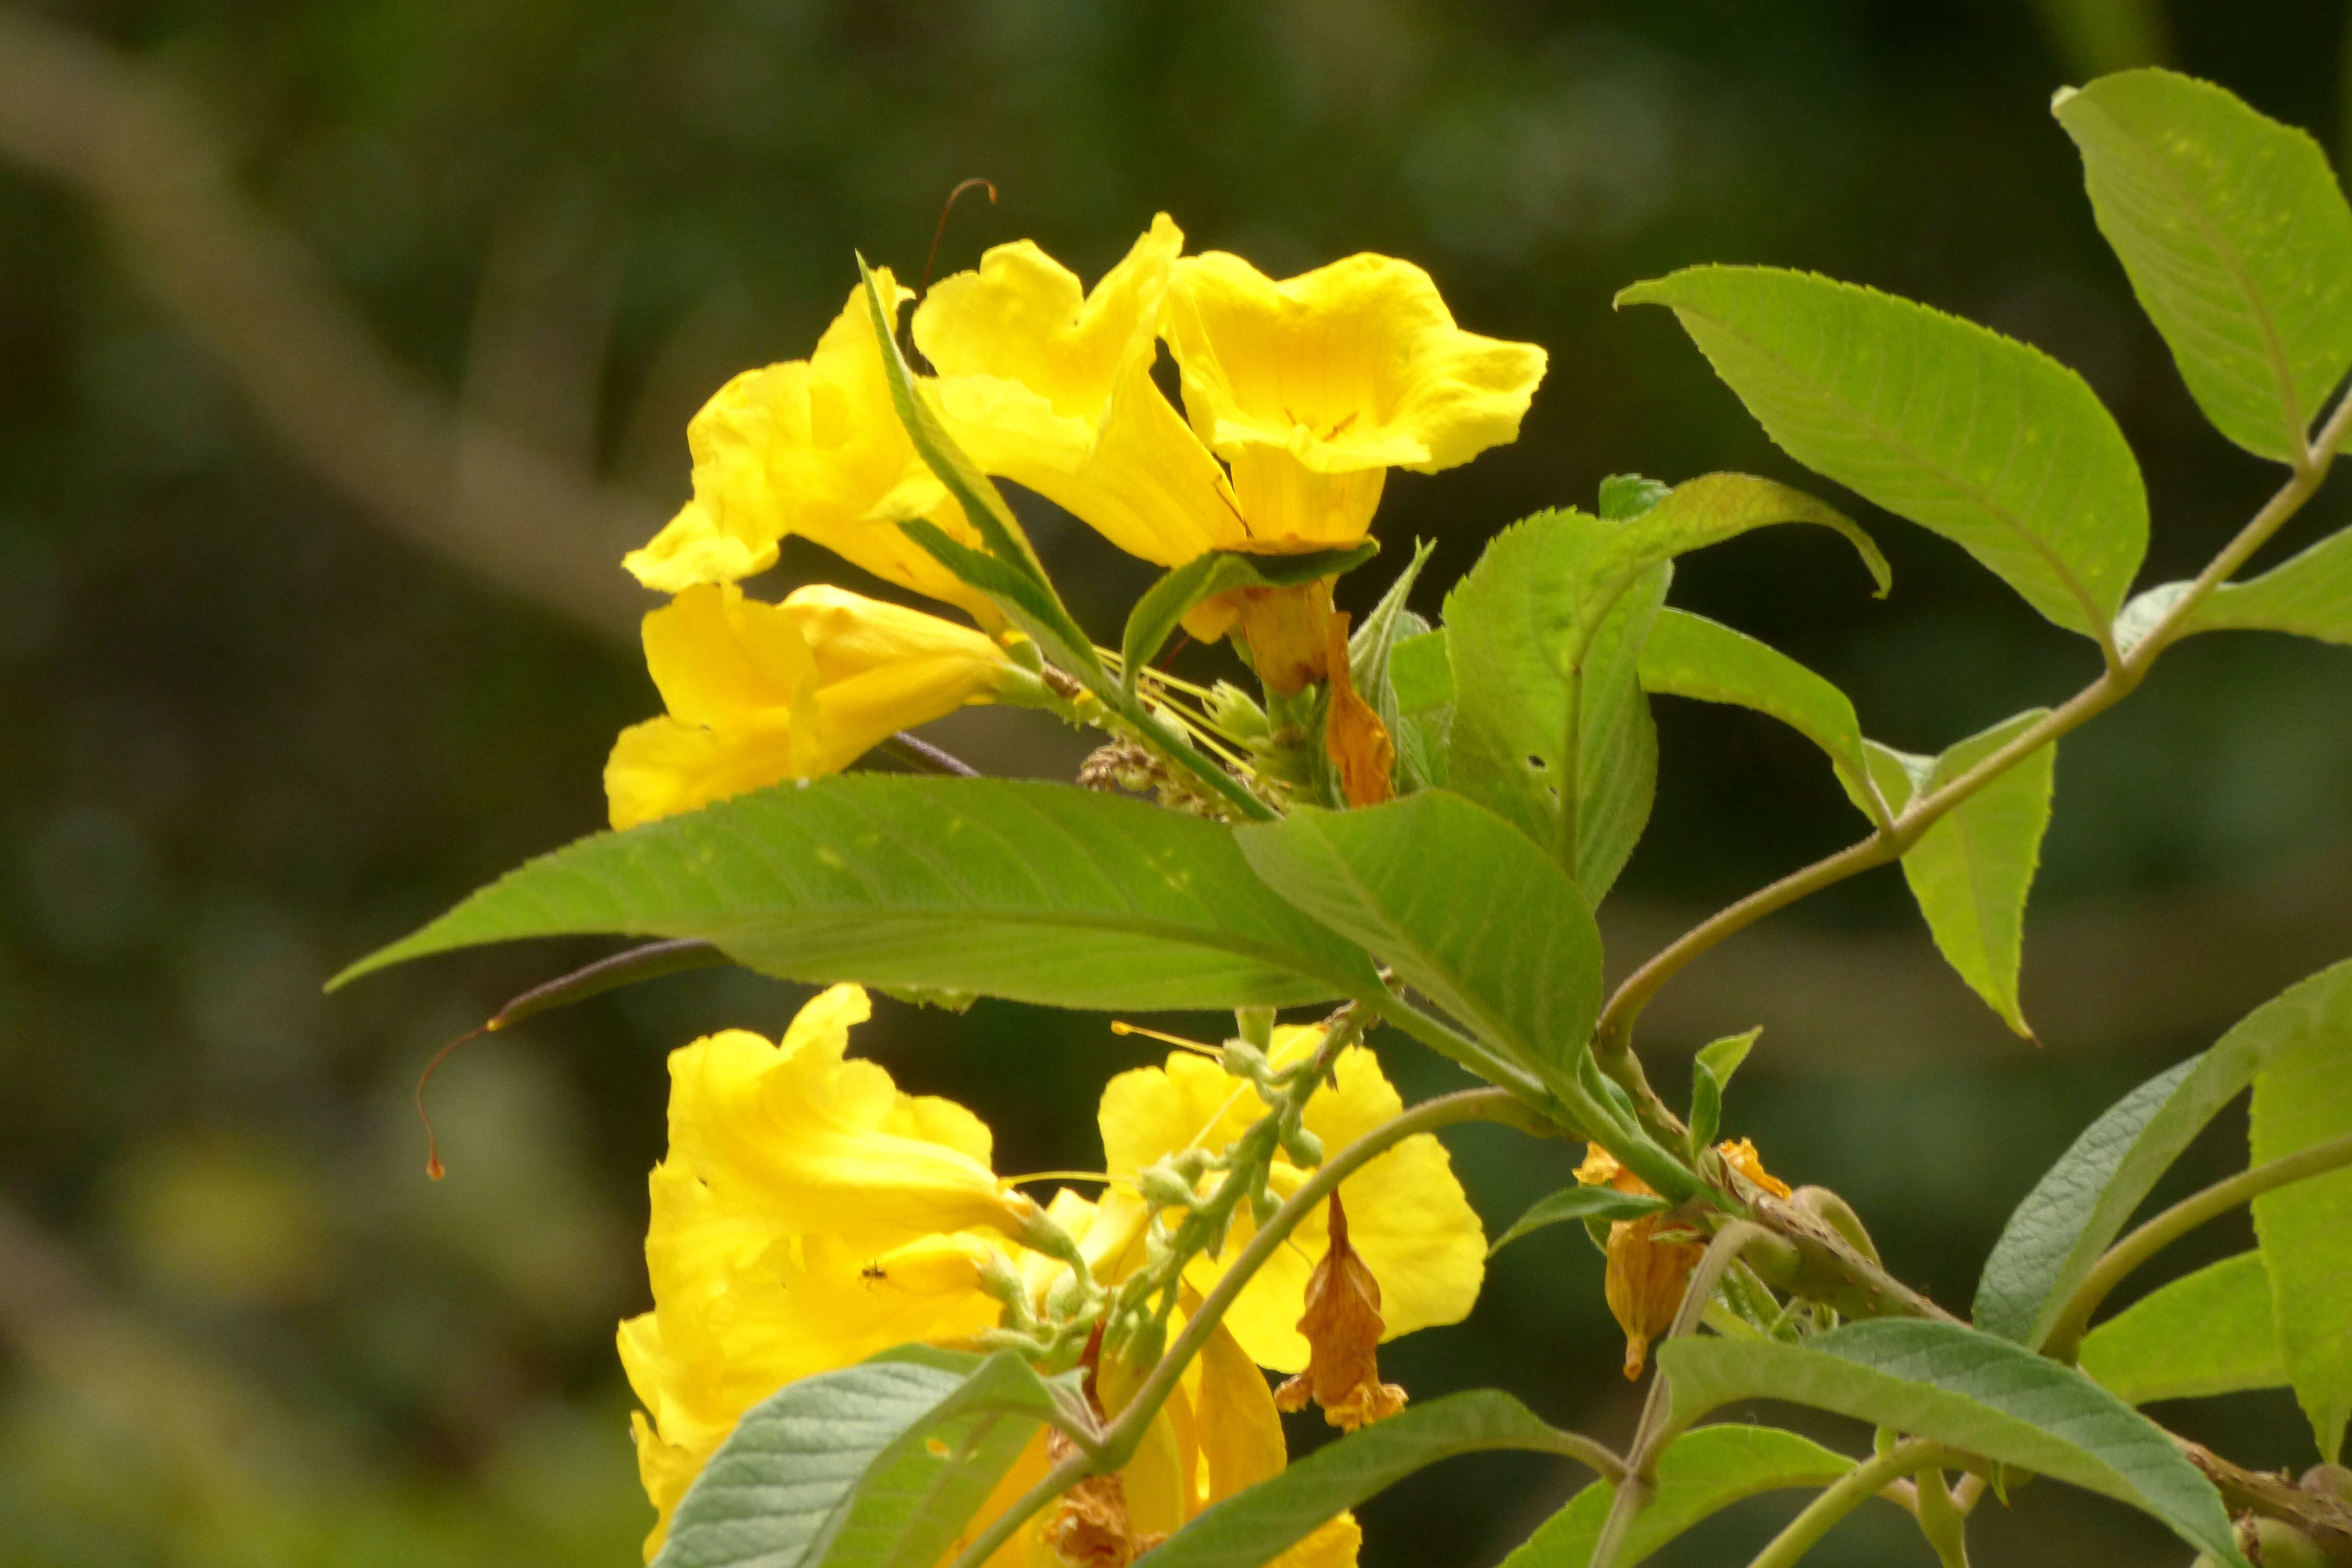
[643,584,816,729]
[665,986,1039,1245]
[624,271,999,624]
[1193,1319,1286,1503]
[1271,1512,1363,1568]
[603,712,801,830]
[1101,1028,1486,1374]
[918,215,1243,568]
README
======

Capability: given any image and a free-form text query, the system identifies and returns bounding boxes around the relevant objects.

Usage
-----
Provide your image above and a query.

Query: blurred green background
[2,1,2347,1564]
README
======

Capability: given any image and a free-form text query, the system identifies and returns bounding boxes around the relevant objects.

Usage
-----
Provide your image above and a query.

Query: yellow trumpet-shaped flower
[620,986,1361,1568]
[604,582,1018,829]
[915,214,1242,573]
[1162,250,1548,552]
[623,270,997,623]
[1096,1025,1486,1374]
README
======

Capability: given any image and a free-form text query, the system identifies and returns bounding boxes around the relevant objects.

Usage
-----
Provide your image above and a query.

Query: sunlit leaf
[332,776,1383,1012]
[2191,526,2352,646]
[2055,68,2352,463]
[1133,1392,1610,1568]
[2249,968,2352,1461]
[1853,710,2055,1038]
[1619,266,2148,639]
[1975,958,2352,1347]
[1495,1425,1854,1568]
[2078,1252,2286,1405]
[1639,608,1879,822]
[1658,1322,2246,1566]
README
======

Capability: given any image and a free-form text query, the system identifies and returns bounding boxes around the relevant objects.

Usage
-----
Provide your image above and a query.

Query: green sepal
[1120,541,1379,695]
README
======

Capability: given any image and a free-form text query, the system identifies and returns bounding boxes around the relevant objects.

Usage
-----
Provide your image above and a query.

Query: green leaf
[1496,1425,1854,1568]
[1599,473,1673,521]
[1348,541,1438,792]
[1619,266,2149,639]
[1658,1321,2247,1566]
[1574,474,1891,627]
[1388,630,1453,716]
[2078,1252,2286,1405]
[1120,542,1379,695]
[1854,710,2056,1039]
[1132,1391,1607,1568]
[1695,1027,1762,1093]
[1235,790,1602,1099]
[2190,525,2352,646]
[2054,68,2352,463]
[1639,608,1880,823]
[656,1350,1080,1568]
[1974,958,2352,1347]
[2249,968,2352,1461]
[1440,509,1666,901]
[856,260,1100,679]
[332,775,1383,1012]
[1490,1184,1672,1255]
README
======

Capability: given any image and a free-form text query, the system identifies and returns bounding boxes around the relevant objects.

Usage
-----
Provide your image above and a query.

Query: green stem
[1113,691,1281,822]
[1914,1465,1972,1568]
[938,1448,1093,1568]
[1595,380,2352,1062]
[2042,1131,2352,1361]
[1745,1440,1949,1568]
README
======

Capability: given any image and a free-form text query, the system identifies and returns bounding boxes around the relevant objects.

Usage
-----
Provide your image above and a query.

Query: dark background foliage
[1,1,2345,1563]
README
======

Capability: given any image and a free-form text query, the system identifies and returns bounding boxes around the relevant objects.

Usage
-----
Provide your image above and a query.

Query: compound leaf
[2078,1252,2286,1406]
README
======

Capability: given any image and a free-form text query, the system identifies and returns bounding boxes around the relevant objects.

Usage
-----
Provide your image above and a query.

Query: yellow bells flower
[1096,1025,1485,1374]
[1161,250,1547,552]
[624,269,999,624]
[604,581,1019,829]
[914,214,1243,578]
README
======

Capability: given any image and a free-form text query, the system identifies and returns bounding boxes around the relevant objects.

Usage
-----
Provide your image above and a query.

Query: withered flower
[1276,1193,1409,1431]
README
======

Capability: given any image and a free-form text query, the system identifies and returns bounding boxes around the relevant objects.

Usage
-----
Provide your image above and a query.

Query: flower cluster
[603,216,1545,828]
[620,989,1485,1565]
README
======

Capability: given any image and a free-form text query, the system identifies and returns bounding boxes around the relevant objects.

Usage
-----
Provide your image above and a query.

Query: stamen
[1111,1021,1221,1056]
[1002,1170,1122,1187]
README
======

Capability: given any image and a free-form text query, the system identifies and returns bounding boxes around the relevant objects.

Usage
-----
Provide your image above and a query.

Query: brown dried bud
[1043,1430,1166,1568]
[1275,1192,1408,1431]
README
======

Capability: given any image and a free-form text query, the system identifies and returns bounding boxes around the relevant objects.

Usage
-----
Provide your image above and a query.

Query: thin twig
[885,731,983,777]
[1744,1439,1949,1568]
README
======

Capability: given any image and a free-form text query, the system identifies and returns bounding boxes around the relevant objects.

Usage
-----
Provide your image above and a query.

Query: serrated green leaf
[2055,68,2352,463]
[1975,958,2352,1346]
[1856,711,2056,1038]
[1441,509,1665,901]
[1695,1027,1762,1093]
[1121,543,1379,695]
[1133,1391,1608,1568]
[1599,473,1673,521]
[1658,1321,2247,1566]
[657,1350,1079,1568]
[1234,791,1601,1101]
[1495,1425,1854,1568]
[2190,525,2352,646]
[1619,266,2148,639]
[2249,971,2352,1461]
[1490,1184,1672,1255]
[2078,1252,2286,1405]
[332,776,1383,1011]
[1639,608,1880,823]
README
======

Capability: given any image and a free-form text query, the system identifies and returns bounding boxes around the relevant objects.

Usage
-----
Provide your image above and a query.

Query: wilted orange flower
[1274,1193,1408,1431]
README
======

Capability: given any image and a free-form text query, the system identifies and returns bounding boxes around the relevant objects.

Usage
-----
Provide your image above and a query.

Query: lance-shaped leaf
[331,776,1383,1012]
[1132,1391,1614,1568]
[1638,608,1881,824]
[656,1349,1081,1568]
[1120,542,1379,694]
[1851,710,2056,1039]
[2189,525,2352,646]
[2055,68,2352,464]
[1441,509,1665,901]
[1657,1321,2248,1567]
[1348,541,1437,783]
[2249,971,2352,1461]
[856,260,1100,680]
[1974,958,2352,1346]
[1235,790,1603,1098]
[2078,1252,2286,1406]
[1619,266,2148,640]
[1489,1184,1670,1256]
[1496,1425,1855,1568]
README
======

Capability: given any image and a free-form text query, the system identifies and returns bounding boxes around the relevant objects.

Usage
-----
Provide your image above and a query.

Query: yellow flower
[1161,250,1547,552]
[620,987,1362,1568]
[604,581,1018,829]
[1095,1025,1486,1373]
[915,214,1243,573]
[623,270,998,623]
